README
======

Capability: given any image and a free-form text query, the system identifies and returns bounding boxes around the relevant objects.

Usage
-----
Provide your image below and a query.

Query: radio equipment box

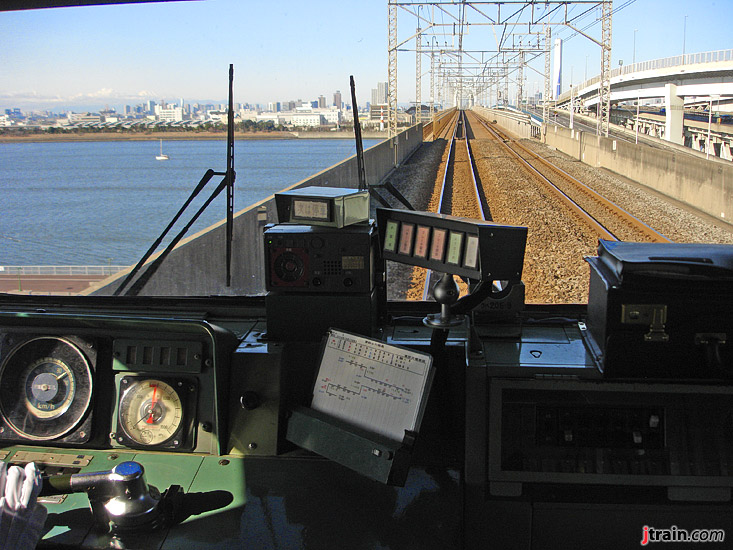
[585,240,733,379]
[275,187,370,228]
[264,222,377,294]
[264,222,384,340]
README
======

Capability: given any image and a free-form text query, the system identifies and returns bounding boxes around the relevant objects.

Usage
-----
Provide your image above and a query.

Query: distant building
[321,108,341,125]
[292,113,323,127]
[369,104,388,121]
[333,90,342,109]
[371,82,387,105]
[363,104,389,130]
[257,112,280,124]
[238,109,259,122]
[318,95,326,108]
[156,106,183,122]
[67,112,102,124]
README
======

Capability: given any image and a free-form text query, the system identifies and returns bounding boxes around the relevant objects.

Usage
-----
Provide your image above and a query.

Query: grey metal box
[275,187,370,228]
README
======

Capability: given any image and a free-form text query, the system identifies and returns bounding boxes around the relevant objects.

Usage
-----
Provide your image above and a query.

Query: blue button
[114,461,143,477]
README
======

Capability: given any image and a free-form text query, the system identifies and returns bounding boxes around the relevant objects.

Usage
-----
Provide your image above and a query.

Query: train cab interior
[0,183,731,549]
[3,2,733,550]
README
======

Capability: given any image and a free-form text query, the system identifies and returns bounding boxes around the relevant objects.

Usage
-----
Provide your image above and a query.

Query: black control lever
[41,461,183,532]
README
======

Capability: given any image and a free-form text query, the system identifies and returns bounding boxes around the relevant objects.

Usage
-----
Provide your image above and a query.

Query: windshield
[1,1,732,300]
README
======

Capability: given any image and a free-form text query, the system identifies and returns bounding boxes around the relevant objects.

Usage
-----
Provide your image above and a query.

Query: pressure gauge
[115,377,196,450]
[0,336,93,441]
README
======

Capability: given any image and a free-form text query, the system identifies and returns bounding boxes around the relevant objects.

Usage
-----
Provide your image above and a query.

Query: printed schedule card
[311,329,434,441]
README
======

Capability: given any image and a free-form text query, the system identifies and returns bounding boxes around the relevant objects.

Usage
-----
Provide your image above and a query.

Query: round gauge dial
[118,379,184,447]
[0,337,93,441]
[23,357,76,419]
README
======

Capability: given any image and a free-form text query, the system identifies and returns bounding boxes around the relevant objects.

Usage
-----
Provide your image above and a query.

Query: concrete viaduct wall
[544,124,733,226]
[88,124,423,296]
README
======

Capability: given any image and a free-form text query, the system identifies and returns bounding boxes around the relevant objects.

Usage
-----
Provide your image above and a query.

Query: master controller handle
[41,461,182,532]
[423,273,465,328]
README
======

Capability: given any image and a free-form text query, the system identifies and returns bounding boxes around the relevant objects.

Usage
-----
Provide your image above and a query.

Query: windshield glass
[1,1,732,300]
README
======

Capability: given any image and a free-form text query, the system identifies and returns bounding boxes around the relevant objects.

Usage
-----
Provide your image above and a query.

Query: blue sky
[1,0,731,113]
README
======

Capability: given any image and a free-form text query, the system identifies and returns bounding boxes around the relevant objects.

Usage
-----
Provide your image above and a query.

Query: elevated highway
[557,49,733,107]
[555,50,733,149]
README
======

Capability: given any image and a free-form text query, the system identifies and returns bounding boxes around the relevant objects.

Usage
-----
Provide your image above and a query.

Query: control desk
[0,209,732,549]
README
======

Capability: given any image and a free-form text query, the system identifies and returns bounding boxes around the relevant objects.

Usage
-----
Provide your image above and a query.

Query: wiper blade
[113,169,218,296]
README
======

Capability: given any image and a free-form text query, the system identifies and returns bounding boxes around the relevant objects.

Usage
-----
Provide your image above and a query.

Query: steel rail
[473,112,671,243]
[422,111,461,300]
[464,124,491,222]
[505,126,671,243]
[475,116,619,242]
[421,110,488,301]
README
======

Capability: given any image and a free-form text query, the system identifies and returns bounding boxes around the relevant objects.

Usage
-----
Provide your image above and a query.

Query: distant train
[639,107,733,125]
[683,110,733,124]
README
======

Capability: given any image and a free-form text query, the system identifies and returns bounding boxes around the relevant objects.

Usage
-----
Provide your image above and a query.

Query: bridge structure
[555,49,733,156]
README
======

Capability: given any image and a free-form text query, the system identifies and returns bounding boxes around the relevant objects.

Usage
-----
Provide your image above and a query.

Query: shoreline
[0,130,388,144]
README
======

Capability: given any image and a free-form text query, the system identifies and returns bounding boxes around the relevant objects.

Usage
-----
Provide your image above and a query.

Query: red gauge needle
[146,384,158,424]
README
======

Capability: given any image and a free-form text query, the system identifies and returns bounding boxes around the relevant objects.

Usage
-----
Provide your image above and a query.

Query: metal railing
[0,265,127,276]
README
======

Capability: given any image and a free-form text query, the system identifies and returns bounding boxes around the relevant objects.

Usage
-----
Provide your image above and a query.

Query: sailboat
[155,139,169,160]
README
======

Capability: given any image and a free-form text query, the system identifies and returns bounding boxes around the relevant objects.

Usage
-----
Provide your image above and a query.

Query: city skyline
[2,84,391,118]
[2,0,732,113]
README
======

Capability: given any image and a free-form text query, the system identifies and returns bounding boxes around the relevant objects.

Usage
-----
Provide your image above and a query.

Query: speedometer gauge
[23,357,76,419]
[0,337,93,441]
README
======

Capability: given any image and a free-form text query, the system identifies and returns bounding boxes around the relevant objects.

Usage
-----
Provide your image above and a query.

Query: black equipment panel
[585,240,733,379]
[487,379,733,494]
[376,208,527,281]
[0,313,237,455]
[264,223,377,293]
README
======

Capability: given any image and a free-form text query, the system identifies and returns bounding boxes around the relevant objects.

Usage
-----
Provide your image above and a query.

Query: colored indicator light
[414,225,430,258]
[464,234,479,269]
[447,232,463,265]
[384,220,399,252]
[398,223,415,255]
[430,228,447,262]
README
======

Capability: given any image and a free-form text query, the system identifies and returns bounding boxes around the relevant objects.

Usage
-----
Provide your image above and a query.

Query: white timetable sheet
[311,329,434,441]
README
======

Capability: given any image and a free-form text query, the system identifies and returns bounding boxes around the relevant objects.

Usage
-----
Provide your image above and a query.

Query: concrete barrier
[429,107,458,139]
[88,125,423,296]
[544,124,733,226]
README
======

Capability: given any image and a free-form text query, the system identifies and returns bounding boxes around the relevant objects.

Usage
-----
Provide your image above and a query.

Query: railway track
[467,110,671,244]
[408,111,489,301]
[407,109,673,303]
[397,109,730,304]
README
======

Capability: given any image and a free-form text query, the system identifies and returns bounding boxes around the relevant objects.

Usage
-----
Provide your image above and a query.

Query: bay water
[0,138,380,266]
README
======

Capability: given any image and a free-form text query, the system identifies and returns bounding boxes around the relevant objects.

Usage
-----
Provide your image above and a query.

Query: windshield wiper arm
[120,175,230,297]
[113,169,219,296]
